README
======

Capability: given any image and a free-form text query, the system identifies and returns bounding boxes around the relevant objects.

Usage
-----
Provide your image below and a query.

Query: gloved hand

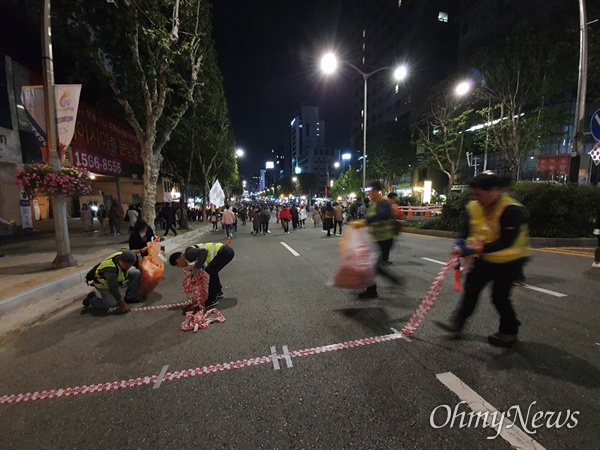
[452,238,475,257]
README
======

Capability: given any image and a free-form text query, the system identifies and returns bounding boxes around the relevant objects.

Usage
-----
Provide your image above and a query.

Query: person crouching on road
[169,243,235,310]
[82,250,141,314]
[435,171,531,348]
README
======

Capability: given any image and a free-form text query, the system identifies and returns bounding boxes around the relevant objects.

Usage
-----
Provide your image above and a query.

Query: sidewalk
[0,218,211,334]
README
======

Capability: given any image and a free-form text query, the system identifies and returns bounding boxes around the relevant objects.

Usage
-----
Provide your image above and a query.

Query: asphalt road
[1,221,598,449]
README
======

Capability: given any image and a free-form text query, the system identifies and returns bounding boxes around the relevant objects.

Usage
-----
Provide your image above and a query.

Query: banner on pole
[209,180,225,207]
[21,84,82,163]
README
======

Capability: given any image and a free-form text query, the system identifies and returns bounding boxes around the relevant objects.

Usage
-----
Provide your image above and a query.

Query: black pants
[164,221,177,236]
[452,258,521,335]
[262,220,269,234]
[334,220,343,235]
[281,219,289,232]
[364,239,395,292]
[205,246,235,303]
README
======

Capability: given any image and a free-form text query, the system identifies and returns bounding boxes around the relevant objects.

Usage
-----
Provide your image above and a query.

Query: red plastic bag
[329,228,378,289]
[137,241,164,297]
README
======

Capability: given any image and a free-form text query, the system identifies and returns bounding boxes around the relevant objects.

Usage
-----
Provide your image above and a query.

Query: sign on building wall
[65,102,144,179]
[537,155,571,175]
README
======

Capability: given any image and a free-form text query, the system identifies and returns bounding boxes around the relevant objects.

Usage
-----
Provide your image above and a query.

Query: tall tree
[54,0,210,224]
[413,82,474,192]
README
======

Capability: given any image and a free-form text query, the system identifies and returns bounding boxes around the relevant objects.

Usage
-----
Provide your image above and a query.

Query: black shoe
[488,332,519,348]
[384,260,393,265]
[125,297,144,304]
[358,290,378,299]
[205,299,219,310]
[434,321,462,335]
[82,291,95,308]
[216,292,224,299]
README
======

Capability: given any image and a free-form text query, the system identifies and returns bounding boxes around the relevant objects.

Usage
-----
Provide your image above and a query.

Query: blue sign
[591,109,600,141]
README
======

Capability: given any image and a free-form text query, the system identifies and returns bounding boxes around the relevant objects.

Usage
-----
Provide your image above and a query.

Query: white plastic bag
[328,227,378,289]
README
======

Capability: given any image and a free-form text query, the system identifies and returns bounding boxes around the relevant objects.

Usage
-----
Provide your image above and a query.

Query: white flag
[209,180,225,207]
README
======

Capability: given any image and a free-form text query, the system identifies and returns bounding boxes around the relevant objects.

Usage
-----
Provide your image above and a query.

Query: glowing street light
[455,81,471,97]
[333,161,340,169]
[235,148,244,158]
[321,51,408,192]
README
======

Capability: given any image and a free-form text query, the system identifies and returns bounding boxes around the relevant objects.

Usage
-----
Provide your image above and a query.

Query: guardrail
[398,205,443,217]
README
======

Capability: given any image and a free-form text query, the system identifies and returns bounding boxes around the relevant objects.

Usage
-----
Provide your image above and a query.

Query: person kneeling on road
[169,242,235,310]
[82,250,142,314]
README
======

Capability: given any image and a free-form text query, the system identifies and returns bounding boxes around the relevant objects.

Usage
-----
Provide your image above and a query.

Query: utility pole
[42,0,77,268]
[569,0,588,184]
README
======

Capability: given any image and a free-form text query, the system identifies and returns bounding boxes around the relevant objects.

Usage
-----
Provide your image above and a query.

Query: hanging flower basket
[16,163,92,198]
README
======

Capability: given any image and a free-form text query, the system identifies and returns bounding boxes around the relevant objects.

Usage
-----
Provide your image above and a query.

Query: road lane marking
[421,258,567,297]
[282,345,293,368]
[1,332,408,404]
[534,248,593,258]
[518,284,567,298]
[436,372,546,450]
[280,242,300,256]
[153,365,169,389]
[270,346,280,370]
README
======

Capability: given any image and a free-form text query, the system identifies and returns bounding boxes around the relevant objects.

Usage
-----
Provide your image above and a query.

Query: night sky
[210,0,359,179]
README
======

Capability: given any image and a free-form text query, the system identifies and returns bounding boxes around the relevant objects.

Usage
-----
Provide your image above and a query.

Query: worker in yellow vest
[169,242,235,309]
[436,171,530,348]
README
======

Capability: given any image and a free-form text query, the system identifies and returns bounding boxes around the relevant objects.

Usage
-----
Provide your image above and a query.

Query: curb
[402,228,597,248]
[0,225,212,317]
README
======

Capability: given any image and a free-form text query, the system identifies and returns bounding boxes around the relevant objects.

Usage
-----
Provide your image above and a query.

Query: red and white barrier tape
[401,255,458,337]
[0,332,407,404]
[131,300,193,312]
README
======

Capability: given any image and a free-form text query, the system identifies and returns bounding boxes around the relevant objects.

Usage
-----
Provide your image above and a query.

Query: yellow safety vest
[94,252,128,289]
[185,243,223,265]
[466,194,531,264]
[367,200,395,242]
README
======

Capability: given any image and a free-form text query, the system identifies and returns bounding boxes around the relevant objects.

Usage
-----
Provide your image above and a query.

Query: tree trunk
[179,183,189,230]
[141,150,162,228]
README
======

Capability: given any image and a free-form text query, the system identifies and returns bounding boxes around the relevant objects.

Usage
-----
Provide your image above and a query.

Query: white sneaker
[267,230,271,234]
[592,262,600,269]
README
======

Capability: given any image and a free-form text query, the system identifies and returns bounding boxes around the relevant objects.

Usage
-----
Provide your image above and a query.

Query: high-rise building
[290,106,337,192]
[350,0,459,135]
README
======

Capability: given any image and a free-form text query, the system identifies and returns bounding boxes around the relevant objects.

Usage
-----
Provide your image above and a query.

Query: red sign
[537,155,571,175]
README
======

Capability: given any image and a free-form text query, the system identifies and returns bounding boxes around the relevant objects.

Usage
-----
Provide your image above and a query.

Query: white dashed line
[436,372,546,450]
[280,242,300,256]
[421,257,566,297]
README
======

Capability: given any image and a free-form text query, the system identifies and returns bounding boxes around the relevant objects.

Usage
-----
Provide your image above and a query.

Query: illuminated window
[362,29,366,38]
[395,84,399,94]
[438,12,448,22]
[362,43,366,51]
[361,110,364,118]
[362,56,365,65]
[398,0,402,6]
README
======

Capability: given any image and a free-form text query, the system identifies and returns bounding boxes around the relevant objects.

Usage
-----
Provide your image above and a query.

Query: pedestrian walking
[290,204,299,230]
[108,204,122,236]
[97,204,108,232]
[126,205,139,232]
[333,202,344,236]
[279,204,292,234]
[250,207,261,235]
[161,202,178,236]
[221,206,236,239]
[435,171,531,348]
[260,205,272,234]
[312,206,322,228]
[323,202,335,236]
[80,203,94,232]
[170,242,235,310]
[349,180,398,299]
[299,205,307,228]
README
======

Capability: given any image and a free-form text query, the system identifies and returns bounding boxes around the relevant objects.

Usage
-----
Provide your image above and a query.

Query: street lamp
[321,52,407,193]
[235,148,244,158]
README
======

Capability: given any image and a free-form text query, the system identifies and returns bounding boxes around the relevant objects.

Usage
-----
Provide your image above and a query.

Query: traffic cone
[453,263,462,292]
[407,206,412,218]
[425,206,430,217]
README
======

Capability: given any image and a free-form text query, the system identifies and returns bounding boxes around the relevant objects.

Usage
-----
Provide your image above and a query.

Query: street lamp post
[321,53,407,193]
